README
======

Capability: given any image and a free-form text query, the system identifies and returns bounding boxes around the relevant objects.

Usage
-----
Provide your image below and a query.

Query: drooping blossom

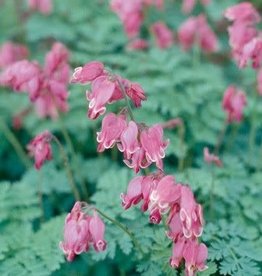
[140,124,169,170]
[97,113,127,152]
[178,15,218,53]
[0,60,42,100]
[170,236,187,268]
[203,147,222,167]
[89,211,107,252]
[183,240,208,276]
[179,186,204,238]
[224,2,261,25]
[110,0,144,38]
[151,22,174,49]
[118,121,140,159]
[239,37,262,69]
[28,0,53,14]
[27,130,52,170]
[222,85,247,123]
[71,61,105,84]
[0,42,28,69]
[120,175,144,209]
[126,38,149,51]
[60,202,107,261]
[182,0,211,14]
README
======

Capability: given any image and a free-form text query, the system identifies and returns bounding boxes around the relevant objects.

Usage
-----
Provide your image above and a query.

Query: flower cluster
[222,85,247,123]
[60,202,107,262]
[182,0,211,14]
[110,0,173,50]
[121,174,207,275]
[178,15,218,53]
[0,42,28,69]
[72,61,207,274]
[224,2,261,69]
[28,0,53,15]
[27,130,52,170]
[0,42,70,119]
[225,2,262,97]
[71,61,146,119]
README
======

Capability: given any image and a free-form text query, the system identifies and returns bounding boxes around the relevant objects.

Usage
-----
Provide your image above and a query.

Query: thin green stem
[178,124,185,172]
[209,166,215,219]
[58,113,89,199]
[51,135,81,201]
[95,208,144,256]
[215,119,228,155]
[0,118,31,168]
[248,92,258,159]
[116,78,135,121]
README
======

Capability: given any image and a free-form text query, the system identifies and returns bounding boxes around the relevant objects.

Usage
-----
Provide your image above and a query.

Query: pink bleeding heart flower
[28,0,53,14]
[126,38,149,51]
[97,113,127,152]
[203,147,222,167]
[0,60,42,100]
[166,211,183,241]
[170,237,187,268]
[227,23,257,66]
[87,76,116,119]
[224,2,261,25]
[120,175,144,209]
[110,0,144,38]
[222,85,247,123]
[183,240,208,276]
[149,175,180,215]
[178,17,197,51]
[27,130,52,170]
[178,15,218,53]
[239,37,262,69]
[151,22,174,49]
[140,124,169,170]
[197,15,218,53]
[119,78,146,107]
[59,202,90,262]
[44,42,70,83]
[179,186,204,238]
[0,42,28,69]
[118,121,140,159]
[71,61,105,84]
[89,211,107,252]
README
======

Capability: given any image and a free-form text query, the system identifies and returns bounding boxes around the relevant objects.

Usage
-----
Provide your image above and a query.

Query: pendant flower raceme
[178,15,218,53]
[0,42,70,119]
[71,61,207,275]
[60,202,107,261]
[203,147,222,167]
